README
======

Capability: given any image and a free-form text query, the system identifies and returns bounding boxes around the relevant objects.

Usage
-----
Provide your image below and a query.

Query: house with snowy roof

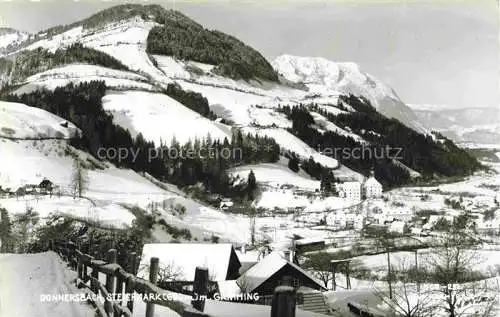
[388,220,408,234]
[218,252,326,297]
[217,251,330,314]
[139,243,242,284]
[363,171,383,198]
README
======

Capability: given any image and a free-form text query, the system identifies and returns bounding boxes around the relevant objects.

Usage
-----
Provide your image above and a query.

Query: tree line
[279,96,482,187]
[279,104,412,188]
[146,7,278,82]
[0,44,130,86]
[2,81,279,199]
[330,95,482,178]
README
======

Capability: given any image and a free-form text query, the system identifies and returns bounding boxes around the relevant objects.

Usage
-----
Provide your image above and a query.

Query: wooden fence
[52,240,299,317]
[52,240,213,317]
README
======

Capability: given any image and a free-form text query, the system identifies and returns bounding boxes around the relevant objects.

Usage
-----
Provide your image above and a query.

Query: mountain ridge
[272,54,426,134]
[0,3,481,190]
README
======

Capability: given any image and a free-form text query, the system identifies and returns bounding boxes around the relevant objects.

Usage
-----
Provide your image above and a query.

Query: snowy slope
[2,15,414,185]
[8,18,170,87]
[229,160,320,190]
[0,99,300,243]
[81,18,170,85]
[0,28,29,51]
[14,64,155,94]
[102,90,232,145]
[0,252,93,317]
[0,101,80,139]
[1,8,432,193]
[243,127,339,168]
[273,54,426,133]
[310,111,366,143]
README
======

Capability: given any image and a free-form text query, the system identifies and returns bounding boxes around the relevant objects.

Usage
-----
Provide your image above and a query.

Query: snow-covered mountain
[0,4,485,246]
[409,105,500,148]
[273,54,426,133]
[0,4,481,199]
[0,28,29,52]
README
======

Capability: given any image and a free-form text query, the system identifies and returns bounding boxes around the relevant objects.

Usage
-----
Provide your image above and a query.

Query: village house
[388,220,408,234]
[139,243,242,293]
[337,171,383,201]
[326,212,364,230]
[219,198,234,210]
[218,251,326,297]
[39,178,54,193]
[363,172,383,198]
[337,181,361,202]
[473,213,500,235]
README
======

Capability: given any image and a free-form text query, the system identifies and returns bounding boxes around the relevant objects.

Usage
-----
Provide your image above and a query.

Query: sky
[0,0,498,109]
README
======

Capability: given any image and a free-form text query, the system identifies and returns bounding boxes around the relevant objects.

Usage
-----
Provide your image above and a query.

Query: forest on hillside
[279,96,482,187]
[146,19,278,82]
[0,44,130,85]
[2,81,280,199]
[3,4,278,82]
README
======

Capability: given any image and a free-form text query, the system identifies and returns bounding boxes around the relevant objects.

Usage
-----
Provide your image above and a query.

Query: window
[278,277,301,289]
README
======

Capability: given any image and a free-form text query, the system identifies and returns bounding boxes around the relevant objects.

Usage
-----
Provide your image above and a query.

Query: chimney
[284,250,290,262]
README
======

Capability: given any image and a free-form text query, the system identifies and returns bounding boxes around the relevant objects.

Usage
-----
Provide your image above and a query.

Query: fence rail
[52,240,212,317]
[52,240,299,317]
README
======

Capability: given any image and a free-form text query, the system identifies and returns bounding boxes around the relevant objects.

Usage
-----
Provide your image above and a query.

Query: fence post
[345,261,351,290]
[146,257,159,317]
[77,253,83,280]
[125,252,137,314]
[67,241,76,269]
[330,261,337,291]
[128,252,137,276]
[83,256,92,282]
[192,267,209,312]
[91,262,99,294]
[105,249,117,315]
[114,249,125,315]
[271,286,296,317]
[125,275,135,314]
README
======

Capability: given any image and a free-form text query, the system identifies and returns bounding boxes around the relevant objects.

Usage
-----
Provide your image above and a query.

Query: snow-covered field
[0,101,79,139]
[243,127,340,169]
[102,90,232,146]
[229,160,320,191]
[14,64,155,94]
[353,248,500,277]
[0,105,333,243]
[0,252,93,317]
[0,29,29,51]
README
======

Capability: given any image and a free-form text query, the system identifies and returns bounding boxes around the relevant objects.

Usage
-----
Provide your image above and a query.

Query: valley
[0,4,498,317]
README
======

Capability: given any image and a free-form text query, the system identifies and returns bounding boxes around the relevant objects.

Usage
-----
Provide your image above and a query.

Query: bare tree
[0,207,13,253]
[302,251,351,289]
[236,275,254,294]
[140,261,183,283]
[249,212,256,246]
[71,160,88,198]
[158,262,183,282]
[12,206,39,252]
[430,229,495,317]
[374,260,436,317]
[366,226,399,299]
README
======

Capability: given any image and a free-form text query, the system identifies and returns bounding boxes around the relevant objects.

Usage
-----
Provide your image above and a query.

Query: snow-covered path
[0,252,94,317]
